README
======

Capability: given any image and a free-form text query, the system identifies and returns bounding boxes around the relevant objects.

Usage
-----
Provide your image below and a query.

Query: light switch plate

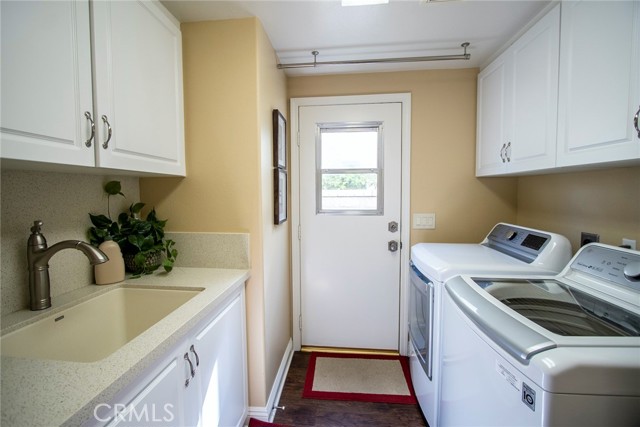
[413,213,435,229]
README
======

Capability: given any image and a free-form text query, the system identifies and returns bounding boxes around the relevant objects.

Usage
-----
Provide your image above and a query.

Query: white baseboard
[247,338,294,423]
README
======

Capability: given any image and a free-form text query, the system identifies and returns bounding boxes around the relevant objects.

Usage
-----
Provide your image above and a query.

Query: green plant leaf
[140,235,155,251]
[117,212,130,225]
[130,203,145,214]
[134,252,146,267]
[163,259,174,273]
[128,234,144,250]
[89,214,113,228]
[104,181,125,197]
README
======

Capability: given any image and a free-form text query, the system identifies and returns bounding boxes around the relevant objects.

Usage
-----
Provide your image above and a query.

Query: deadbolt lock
[388,221,398,233]
[388,240,399,252]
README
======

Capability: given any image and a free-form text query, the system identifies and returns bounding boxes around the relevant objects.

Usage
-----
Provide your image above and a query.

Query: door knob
[388,240,399,252]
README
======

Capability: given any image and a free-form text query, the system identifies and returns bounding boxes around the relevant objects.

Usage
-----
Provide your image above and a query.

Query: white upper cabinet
[476,5,560,176]
[0,1,94,166]
[0,0,186,176]
[556,0,640,167]
[92,1,185,175]
[476,51,511,176]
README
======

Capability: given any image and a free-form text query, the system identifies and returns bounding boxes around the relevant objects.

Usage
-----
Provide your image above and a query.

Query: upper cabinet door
[476,51,512,176]
[508,5,559,174]
[476,5,559,177]
[0,1,95,166]
[557,0,640,166]
[92,0,186,176]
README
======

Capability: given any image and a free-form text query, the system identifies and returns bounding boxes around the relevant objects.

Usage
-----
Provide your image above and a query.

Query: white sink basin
[0,287,202,362]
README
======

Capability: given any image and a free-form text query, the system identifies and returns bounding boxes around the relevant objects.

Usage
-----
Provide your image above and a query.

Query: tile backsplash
[1,170,140,316]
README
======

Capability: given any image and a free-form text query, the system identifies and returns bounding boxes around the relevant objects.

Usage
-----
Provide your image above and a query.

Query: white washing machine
[409,223,572,427]
[440,243,640,426]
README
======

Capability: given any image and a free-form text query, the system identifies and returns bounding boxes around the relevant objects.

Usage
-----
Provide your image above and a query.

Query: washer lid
[475,278,640,337]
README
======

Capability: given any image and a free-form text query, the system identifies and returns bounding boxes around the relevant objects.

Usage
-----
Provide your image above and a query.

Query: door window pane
[321,173,378,211]
[321,130,378,169]
[317,123,383,215]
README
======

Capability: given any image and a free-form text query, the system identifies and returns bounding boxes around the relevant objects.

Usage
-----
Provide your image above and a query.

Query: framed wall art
[274,168,287,224]
[273,109,287,169]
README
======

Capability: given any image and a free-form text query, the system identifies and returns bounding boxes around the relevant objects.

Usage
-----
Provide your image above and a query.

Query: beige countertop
[0,267,249,427]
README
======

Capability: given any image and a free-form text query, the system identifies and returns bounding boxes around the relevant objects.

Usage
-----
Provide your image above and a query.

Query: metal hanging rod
[277,42,470,69]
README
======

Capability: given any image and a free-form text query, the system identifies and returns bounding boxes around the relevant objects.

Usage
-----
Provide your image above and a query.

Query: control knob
[506,230,518,241]
[624,262,640,281]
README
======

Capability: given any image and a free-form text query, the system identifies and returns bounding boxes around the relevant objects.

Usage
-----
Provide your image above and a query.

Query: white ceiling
[161,0,552,76]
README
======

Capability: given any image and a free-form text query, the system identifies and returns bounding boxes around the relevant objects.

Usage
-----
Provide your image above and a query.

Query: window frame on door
[315,121,385,215]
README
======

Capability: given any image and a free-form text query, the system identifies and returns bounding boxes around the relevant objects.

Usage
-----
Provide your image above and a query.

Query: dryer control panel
[483,223,552,264]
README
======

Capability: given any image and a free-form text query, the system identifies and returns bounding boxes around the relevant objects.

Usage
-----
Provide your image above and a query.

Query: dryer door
[409,263,434,379]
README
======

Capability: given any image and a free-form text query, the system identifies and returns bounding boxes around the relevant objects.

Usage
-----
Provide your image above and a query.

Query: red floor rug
[248,417,290,427]
[302,352,417,404]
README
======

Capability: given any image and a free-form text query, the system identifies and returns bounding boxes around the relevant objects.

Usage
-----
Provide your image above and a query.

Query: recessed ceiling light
[341,0,389,6]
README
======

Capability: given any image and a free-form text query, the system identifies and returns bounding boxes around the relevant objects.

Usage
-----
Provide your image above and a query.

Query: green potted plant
[88,181,178,276]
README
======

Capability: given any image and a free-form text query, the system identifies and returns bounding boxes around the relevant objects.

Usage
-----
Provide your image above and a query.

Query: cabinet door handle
[84,111,95,147]
[190,345,200,367]
[634,105,639,139]
[184,353,195,387]
[505,142,511,162]
[500,143,506,162]
[101,115,112,149]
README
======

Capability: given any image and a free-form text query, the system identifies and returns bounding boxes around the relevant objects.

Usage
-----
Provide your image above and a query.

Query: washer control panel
[571,244,640,292]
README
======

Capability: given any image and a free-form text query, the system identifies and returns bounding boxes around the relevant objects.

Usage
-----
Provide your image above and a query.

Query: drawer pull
[634,105,639,139]
[190,345,200,367]
[184,353,195,387]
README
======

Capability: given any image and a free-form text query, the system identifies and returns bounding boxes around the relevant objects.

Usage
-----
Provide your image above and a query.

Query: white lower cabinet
[92,289,247,427]
[193,292,248,427]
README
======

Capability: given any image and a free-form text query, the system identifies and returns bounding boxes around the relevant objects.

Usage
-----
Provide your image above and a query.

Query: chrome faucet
[27,220,109,311]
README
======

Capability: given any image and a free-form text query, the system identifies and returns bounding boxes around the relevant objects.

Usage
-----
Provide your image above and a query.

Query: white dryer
[440,243,640,426]
[409,223,572,427]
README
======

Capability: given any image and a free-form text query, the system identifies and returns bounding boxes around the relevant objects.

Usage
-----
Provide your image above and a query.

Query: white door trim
[290,93,412,355]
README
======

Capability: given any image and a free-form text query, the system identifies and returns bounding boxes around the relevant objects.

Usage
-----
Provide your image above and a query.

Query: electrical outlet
[580,232,600,247]
[622,238,637,250]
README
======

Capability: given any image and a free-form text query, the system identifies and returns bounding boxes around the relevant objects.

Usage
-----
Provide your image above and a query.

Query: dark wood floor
[272,352,429,427]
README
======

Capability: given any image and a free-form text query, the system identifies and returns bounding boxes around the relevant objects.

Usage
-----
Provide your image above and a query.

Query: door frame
[290,93,412,354]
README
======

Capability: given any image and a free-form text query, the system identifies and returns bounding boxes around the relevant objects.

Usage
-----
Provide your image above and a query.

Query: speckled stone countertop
[0,267,249,427]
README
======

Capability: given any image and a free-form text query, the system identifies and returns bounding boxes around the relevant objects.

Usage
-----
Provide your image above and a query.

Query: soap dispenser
[94,241,125,285]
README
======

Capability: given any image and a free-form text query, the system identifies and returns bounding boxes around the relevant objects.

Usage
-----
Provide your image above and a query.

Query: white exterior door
[297,101,403,351]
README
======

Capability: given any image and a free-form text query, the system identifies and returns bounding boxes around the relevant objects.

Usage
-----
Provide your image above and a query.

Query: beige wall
[140,17,290,409]
[288,71,640,250]
[288,69,518,244]
[517,166,640,252]
[256,25,291,400]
